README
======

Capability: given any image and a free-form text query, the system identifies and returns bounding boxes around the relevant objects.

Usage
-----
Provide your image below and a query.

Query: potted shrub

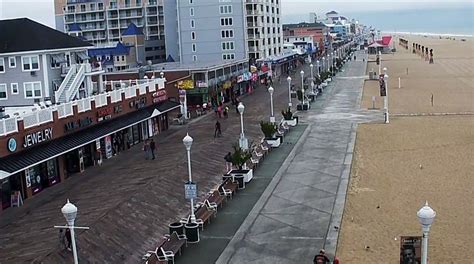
[260,121,281,147]
[281,107,297,127]
[296,90,310,111]
[223,144,253,187]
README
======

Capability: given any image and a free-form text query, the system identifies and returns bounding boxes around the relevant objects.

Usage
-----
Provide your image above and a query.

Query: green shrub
[281,107,293,120]
[260,121,277,139]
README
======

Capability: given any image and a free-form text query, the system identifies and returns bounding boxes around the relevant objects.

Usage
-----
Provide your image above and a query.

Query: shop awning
[51,53,66,63]
[0,101,180,178]
[77,51,89,60]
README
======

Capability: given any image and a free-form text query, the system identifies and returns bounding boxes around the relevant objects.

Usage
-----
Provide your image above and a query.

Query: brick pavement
[0,66,300,263]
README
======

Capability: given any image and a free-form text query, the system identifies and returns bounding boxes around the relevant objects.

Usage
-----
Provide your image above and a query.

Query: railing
[1,78,165,135]
[65,64,86,102]
[55,64,77,103]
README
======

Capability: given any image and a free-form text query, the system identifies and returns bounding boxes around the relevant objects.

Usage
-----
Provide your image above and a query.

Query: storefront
[1,173,23,209]
[26,158,60,195]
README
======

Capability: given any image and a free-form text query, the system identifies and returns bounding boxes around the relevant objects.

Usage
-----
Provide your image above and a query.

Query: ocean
[283,6,474,37]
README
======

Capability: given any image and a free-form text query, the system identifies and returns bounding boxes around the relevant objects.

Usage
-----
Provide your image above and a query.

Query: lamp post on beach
[268,86,275,124]
[287,76,292,107]
[300,70,305,106]
[417,201,436,264]
[383,67,389,124]
[378,51,382,75]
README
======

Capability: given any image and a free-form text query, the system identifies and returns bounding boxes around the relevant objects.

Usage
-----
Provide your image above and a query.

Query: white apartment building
[245,0,283,60]
[54,0,166,63]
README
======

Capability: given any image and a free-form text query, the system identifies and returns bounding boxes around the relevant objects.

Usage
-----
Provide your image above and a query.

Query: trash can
[233,174,245,189]
[169,222,184,236]
[184,222,200,243]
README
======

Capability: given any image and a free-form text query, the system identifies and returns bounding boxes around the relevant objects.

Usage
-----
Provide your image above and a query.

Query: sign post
[184,182,197,200]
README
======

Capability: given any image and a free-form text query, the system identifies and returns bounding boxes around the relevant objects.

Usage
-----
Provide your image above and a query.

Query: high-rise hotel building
[54,0,166,62]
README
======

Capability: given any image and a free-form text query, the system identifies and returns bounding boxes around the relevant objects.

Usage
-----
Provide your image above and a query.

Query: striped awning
[77,51,89,60]
[51,53,66,63]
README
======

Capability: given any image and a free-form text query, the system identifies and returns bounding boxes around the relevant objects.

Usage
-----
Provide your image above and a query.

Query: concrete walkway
[216,51,383,263]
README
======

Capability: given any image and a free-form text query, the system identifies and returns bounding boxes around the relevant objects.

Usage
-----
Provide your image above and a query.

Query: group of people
[142,139,156,160]
[314,249,340,264]
[412,43,434,64]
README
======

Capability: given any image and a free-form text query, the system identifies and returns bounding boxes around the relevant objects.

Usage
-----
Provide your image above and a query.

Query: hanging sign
[184,182,197,200]
[153,90,168,103]
[176,79,194,90]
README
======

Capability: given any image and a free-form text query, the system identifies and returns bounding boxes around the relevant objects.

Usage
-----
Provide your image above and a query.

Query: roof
[381,36,392,46]
[0,18,93,54]
[122,23,144,36]
[0,101,180,175]
[88,42,132,57]
[68,23,82,32]
[282,22,326,29]
[326,11,338,15]
[368,42,384,48]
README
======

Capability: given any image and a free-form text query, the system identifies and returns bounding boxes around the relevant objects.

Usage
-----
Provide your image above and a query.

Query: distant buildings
[283,22,328,55]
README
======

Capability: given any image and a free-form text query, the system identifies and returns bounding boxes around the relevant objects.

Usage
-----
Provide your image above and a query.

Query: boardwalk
[0,67,296,263]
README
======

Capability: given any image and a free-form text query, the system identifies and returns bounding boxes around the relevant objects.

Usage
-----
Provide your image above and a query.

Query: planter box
[321,82,328,87]
[281,118,297,127]
[266,137,281,148]
[326,78,332,82]
[229,169,253,183]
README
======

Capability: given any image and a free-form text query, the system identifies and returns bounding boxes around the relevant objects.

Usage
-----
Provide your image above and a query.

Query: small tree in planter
[227,144,253,187]
[281,107,297,126]
[261,121,281,147]
[230,144,252,171]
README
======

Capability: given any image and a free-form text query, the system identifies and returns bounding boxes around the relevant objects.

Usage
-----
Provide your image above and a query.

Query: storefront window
[46,159,59,186]
[28,166,42,195]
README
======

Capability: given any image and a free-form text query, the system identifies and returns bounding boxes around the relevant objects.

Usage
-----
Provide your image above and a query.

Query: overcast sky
[0,0,472,28]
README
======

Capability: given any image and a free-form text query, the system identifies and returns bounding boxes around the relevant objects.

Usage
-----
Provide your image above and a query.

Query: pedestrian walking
[223,106,229,118]
[313,249,330,264]
[224,152,232,171]
[143,140,151,160]
[65,228,72,251]
[217,105,223,118]
[214,120,222,138]
[149,139,156,160]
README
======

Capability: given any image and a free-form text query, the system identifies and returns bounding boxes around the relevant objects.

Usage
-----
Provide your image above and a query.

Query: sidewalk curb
[216,124,311,264]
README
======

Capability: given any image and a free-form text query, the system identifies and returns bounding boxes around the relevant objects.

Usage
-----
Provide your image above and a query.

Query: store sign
[152,90,167,103]
[237,75,244,83]
[196,80,208,88]
[23,128,53,148]
[97,107,113,122]
[176,79,194,90]
[64,117,93,133]
[129,97,147,109]
[7,138,17,152]
[114,105,122,114]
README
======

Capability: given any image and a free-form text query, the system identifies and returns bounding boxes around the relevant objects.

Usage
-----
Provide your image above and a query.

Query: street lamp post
[310,63,314,82]
[322,57,326,73]
[286,76,292,107]
[238,102,248,150]
[417,201,436,264]
[268,86,275,124]
[183,134,196,223]
[327,55,330,72]
[378,51,382,75]
[300,70,305,106]
[383,67,390,124]
[61,200,79,264]
[316,60,320,78]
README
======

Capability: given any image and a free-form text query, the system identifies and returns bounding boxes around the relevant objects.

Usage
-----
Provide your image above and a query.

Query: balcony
[247,21,261,28]
[248,33,261,39]
[120,11,143,18]
[246,10,262,16]
[147,19,158,25]
[249,46,260,52]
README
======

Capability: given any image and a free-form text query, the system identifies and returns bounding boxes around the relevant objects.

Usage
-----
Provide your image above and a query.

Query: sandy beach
[337,35,474,263]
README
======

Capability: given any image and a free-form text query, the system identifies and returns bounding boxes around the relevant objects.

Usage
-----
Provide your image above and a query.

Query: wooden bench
[162,232,187,256]
[195,204,216,230]
[142,237,169,263]
[219,178,238,199]
[207,189,226,208]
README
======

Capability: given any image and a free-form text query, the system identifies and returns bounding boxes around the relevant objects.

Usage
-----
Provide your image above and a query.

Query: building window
[22,55,40,71]
[24,82,42,99]
[191,31,196,40]
[190,19,195,28]
[192,43,196,52]
[8,57,16,68]
[221,29,234,38]
[222,53,235,60]
[219,5,232,14]
[0,84,7,100]
[221,41,234,51]
[11,83,19,94]
[51,56,61,69]
[0,58,4,73]
[193,55,197,61]
[121,55,125,61]
[220,17,233,26]
[189,0,193,3]
[190,7,194,16]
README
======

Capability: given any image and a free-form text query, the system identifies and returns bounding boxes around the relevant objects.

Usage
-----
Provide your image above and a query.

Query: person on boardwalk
[224,106,229,118]
[214,120,222,138]
[313,249,330,264]
[65,228,72,251]
[217,104,223,118]
[224,152,232,171]
[149,139,156,160]
[143,140,151,160]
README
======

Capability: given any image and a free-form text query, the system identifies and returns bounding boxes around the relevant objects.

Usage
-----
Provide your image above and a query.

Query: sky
[0,0,472,29]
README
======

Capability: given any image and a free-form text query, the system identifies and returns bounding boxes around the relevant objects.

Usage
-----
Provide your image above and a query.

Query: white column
[42,54,50,98]
[421,226,429,264]
[384,74,389,124]
[186,148,195,222]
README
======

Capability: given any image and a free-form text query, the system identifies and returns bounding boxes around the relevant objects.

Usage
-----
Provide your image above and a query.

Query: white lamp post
[300,70,305,106]
[61,200,79,264]
[183,133,196,223]
[316,60,320,78]
[286,76,292,107]
[383,67,390,124]
[326,55,330,72]
[322,57,325,73]
[417,201,436,264]
[268,86,275,123]
[378,50,382,75]
[237,102,248,150]
[310,63,314,82]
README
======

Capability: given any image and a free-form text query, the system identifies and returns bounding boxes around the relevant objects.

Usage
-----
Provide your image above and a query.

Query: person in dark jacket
[314,249,330,264]
[149,139,156,160]
[214,120,222,138]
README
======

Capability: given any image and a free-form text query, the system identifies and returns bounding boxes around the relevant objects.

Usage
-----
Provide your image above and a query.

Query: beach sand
[337,35,474,263]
